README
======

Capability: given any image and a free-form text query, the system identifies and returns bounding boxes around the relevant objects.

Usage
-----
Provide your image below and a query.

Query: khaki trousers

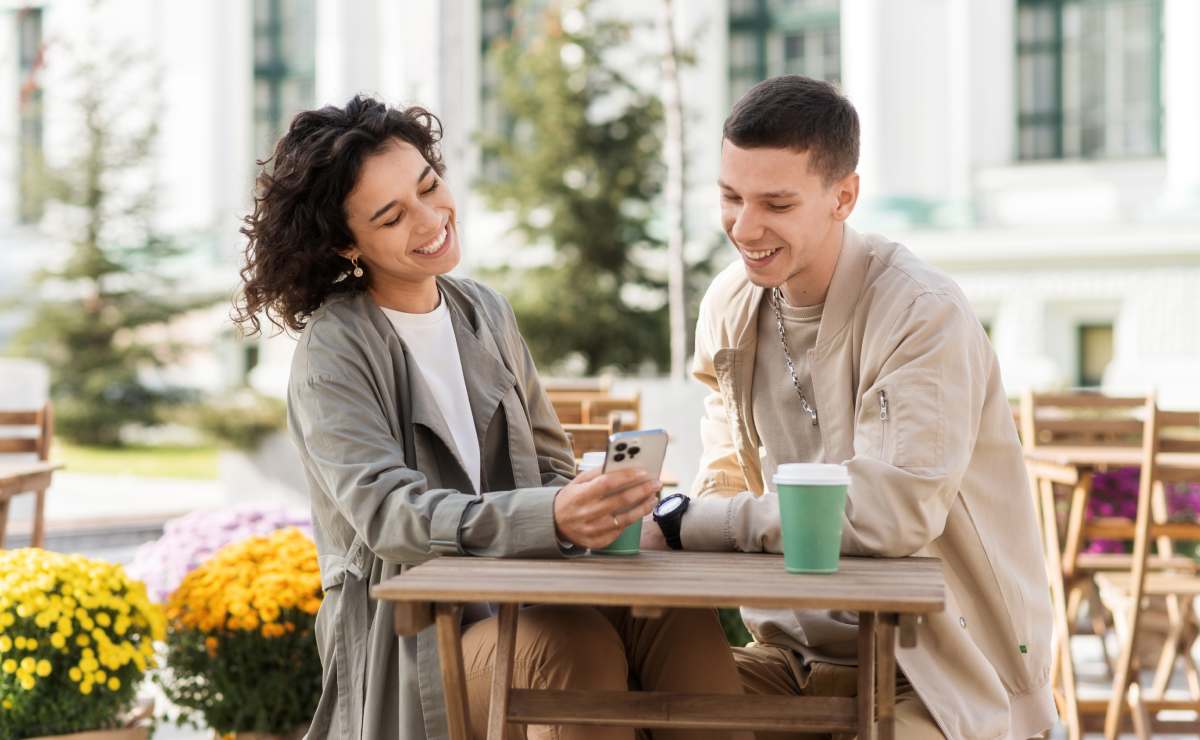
[732,643,944,740]
[462,605,751,740]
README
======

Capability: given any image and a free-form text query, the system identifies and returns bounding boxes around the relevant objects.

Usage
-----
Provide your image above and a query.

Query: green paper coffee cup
[774,463,850,574]
[577,452,644,556]
[596,517,643,556]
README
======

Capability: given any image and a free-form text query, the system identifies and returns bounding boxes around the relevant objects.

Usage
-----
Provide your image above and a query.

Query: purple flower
[1084,470,1200,555]
[127,504,312,603]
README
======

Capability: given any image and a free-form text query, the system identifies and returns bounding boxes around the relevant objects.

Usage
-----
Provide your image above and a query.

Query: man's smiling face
[718,140,848,296]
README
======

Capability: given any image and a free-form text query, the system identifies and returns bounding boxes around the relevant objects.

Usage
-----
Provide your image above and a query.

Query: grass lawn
[53,438,220,480]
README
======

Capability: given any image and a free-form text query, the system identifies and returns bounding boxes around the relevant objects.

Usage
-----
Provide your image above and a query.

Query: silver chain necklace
[770,287,819,427]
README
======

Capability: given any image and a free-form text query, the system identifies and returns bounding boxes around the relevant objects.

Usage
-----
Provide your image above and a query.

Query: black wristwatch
[652,493,690,550]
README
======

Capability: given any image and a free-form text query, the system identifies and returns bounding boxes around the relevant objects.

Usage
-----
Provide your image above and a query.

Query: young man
[645,76,1055,739]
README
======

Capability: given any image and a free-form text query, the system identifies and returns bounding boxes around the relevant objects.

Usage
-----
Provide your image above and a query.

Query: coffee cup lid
[773,463,850,486]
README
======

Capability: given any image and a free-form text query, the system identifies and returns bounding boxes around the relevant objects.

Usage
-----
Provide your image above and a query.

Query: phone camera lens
[615,443,628,452]
[614,453,626,462]
[629,446,641,456]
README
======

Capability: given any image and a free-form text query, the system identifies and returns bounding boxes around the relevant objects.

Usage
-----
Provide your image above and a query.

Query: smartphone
[601,428,669,481]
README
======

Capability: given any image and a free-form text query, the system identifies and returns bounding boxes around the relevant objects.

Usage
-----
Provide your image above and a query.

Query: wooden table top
[0,461,62,479]
[0,461,62,499]
[372,550,945,614]
[1024,447,1200,469]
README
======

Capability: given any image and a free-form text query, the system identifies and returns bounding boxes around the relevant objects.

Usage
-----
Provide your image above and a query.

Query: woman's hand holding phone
[553,468,661,549]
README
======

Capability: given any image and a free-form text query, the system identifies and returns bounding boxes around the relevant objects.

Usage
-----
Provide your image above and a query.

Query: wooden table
[0,461,62,548]
[1025,446,1200,736]
[373,550,944,740]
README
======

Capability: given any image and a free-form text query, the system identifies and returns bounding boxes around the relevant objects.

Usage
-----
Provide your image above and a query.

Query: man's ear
[832,172,860,222]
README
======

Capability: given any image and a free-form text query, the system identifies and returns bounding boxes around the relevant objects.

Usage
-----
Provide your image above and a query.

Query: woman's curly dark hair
[233,95,446,335]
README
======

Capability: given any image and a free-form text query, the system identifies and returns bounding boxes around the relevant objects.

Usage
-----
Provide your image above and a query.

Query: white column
[438,0,472,186]
[841,0,956,229]
[0,14,19,226]
[1161,0,1200,212]
[951,0,1016,226]
[316,0,382,106]
[839,0,884,215]
[212,0,254,258]
[678,0,729,241]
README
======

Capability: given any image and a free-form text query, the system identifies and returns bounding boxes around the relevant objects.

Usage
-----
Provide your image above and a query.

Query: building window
[1016,0,1162,161]
[17,6,45,224]
[1077,322,1114,387]
[253,0,315,161]
[729,0,840,104]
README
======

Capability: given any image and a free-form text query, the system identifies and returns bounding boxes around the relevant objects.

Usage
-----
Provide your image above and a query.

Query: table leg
[858,612,877,740]
[877,615,898,740]
[436,603,471,740]
[0,497,9,549]
[32,489,46,548]
[487,604,519,740]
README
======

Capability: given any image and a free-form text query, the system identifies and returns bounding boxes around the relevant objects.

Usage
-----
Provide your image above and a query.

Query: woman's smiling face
[342,138,461,292]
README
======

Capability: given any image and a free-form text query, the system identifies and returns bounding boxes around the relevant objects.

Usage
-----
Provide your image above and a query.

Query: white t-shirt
[380,297,482,495]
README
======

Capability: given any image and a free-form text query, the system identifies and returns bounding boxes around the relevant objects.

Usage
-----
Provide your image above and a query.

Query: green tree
[11,28,202,446]
[477,2,670,374]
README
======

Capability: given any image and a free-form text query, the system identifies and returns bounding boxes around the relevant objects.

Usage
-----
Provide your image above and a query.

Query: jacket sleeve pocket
[889,370,944,469]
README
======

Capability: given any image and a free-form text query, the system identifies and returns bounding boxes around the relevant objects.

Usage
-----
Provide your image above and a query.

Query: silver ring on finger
[612,513,622,529]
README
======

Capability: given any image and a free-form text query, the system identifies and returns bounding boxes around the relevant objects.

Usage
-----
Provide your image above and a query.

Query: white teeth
[414,227,447,255]
[743,247,780,260]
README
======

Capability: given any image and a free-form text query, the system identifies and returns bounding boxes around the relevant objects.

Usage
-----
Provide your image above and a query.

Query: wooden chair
[1021,390,1147,448]
[1022,392,1191,647]
[1090,404,1200,738]
[1022,392,1200,736]
[551,397,588,425]
[545,377,613,398]
[562,420,619,461]
[584,393,641,430]
[0,403,55,548]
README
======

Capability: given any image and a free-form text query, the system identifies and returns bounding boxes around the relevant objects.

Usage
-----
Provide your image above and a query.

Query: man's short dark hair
[723,75,860,184]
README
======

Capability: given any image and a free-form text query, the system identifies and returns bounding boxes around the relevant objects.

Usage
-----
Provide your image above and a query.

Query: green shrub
[180,391,286,451]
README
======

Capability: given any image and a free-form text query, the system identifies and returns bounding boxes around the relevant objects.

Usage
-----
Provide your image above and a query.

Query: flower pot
[26,699,154,740]
[27,729,149,740]
[213,729,306,740]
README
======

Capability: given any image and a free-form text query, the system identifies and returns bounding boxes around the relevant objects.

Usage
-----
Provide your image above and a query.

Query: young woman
[234,96,745,740]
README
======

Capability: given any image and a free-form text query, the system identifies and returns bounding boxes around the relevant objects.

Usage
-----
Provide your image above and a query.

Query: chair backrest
[0,404,52,461]
[1020,390,1149,449]
[562,422,615,459]
[551,397,588,425]
[1157,410,1200,455]
[545,376,613,399]
[585,394,642,430]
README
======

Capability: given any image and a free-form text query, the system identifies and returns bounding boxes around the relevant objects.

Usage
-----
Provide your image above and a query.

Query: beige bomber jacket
[682,226,1056,739]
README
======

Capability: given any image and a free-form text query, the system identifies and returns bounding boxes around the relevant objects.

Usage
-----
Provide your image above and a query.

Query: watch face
[655,495,684,517]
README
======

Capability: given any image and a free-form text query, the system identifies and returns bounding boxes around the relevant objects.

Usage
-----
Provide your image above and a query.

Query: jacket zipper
[879,389,890,458]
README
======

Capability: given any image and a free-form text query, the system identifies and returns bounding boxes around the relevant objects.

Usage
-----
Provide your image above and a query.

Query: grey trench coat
[287,277,577,740]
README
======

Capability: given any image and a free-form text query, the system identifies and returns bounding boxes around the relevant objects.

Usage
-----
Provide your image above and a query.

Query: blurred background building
[4,0,1197,408]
